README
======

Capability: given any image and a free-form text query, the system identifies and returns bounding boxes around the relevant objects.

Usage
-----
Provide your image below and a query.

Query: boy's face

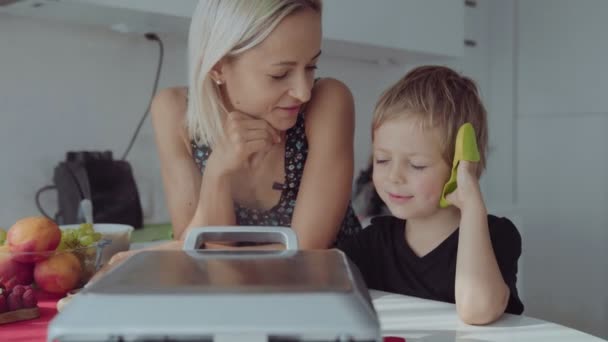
[372,116,451,220]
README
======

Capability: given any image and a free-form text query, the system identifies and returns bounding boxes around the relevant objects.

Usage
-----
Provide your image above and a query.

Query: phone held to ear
[439,123,480,208]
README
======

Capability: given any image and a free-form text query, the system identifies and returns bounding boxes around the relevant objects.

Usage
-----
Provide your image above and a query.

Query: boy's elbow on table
[456,288,509,325]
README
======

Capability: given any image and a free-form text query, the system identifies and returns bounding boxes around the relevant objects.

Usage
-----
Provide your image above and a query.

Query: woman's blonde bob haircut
[186,0,322,146]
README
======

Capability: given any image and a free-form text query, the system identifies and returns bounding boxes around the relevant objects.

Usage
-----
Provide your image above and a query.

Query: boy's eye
[374,159,389,165]
[306,65,318,72]
[410,163,426,170]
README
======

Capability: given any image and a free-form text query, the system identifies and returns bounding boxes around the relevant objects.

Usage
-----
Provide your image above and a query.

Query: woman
[147,0,360,252]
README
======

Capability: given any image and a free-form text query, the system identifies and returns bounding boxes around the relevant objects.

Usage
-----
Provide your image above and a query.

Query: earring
[215,79,223,85]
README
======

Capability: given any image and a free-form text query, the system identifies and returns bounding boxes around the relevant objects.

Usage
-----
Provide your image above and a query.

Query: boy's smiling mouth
[387,192,414,203]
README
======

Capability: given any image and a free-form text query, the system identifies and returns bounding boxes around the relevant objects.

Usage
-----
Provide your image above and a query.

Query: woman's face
[216,8,322,132]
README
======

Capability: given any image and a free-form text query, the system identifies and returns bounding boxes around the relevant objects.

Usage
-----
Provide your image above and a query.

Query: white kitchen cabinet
[322,0,465,63]
[1,0,464,63]
[69,0,198,18]
[517,0,608,116]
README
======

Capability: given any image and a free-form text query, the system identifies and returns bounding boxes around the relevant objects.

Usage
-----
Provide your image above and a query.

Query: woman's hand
[86,240,183,286]
[210,111,281,174]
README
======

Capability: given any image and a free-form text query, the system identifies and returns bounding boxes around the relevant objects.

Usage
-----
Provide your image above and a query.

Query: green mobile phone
[439,123,480,208]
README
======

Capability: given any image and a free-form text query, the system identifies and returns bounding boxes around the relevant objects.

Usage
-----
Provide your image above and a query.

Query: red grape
[12,285,26,297]
[0,295,7,313]
[7,292,22,311]
[22,289,37,308]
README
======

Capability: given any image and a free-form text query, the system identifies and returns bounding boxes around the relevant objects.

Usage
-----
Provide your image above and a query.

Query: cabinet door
[68,0,197,18]
[322,0,464,62]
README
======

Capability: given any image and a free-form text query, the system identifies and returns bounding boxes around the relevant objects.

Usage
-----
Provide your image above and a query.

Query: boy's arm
[336,227,377,288]
[446,161,511,325]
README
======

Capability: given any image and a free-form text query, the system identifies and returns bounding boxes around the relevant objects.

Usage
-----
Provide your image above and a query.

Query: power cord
[121,32,164,160]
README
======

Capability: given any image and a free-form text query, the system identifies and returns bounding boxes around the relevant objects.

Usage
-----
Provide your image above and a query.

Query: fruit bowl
[0,240,108,295]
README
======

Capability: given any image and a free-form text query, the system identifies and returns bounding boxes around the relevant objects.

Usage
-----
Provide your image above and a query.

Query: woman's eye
[270,73,288,80]
[374,159,388,165]
[306,65,318,72]
[410,164,426,170]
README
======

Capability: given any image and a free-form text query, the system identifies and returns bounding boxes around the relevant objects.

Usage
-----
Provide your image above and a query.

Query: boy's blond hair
[372,65,488,177]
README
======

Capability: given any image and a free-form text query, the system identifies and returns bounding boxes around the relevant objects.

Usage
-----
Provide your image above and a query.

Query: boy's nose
[387,164,406,184]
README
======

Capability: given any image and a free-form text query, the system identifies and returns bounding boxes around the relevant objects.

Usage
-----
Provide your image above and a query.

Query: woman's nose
[288,73,312,103]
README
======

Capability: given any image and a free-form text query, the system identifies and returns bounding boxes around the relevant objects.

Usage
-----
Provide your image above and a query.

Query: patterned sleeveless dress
[191,111,362,245]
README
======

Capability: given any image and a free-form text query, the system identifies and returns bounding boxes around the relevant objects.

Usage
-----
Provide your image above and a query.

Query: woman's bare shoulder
[305,78,355,132]
[151,86,188,122]
[151,86,190,147]
[313,78,352,101]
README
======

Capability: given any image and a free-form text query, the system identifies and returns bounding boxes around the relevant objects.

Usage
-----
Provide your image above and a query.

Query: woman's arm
[151,88,236,240]
[290,78,356,249]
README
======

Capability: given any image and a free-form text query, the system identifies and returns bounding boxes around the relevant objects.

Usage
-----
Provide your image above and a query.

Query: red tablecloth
[0,292,60,342]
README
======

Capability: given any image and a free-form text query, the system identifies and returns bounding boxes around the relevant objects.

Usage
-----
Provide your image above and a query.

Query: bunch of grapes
[0,284,38,313]
[57,223,103,251]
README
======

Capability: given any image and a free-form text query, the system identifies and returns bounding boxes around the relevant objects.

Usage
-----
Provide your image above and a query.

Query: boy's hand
[445,161,485,212]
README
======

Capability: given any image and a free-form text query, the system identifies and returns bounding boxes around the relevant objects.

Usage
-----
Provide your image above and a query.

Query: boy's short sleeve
[336,225,375,283]
[489,216,525,315]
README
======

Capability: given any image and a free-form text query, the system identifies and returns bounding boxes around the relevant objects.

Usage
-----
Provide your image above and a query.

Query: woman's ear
[210,59,227,85]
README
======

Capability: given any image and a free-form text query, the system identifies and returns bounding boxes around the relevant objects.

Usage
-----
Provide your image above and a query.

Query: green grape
[60,224,101,250]
[79,223,94,235]
[57,240,68,251]
[79,235,94,247]
[63,230,77,245]
[0,228,6,245]
[60,228,83,250]
[92,232,102,242]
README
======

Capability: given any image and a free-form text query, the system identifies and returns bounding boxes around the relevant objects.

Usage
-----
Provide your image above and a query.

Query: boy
[338,66,524,325]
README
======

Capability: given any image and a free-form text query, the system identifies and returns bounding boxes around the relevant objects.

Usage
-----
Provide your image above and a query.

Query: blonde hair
[187,0,322,146]
[372,65,489,177]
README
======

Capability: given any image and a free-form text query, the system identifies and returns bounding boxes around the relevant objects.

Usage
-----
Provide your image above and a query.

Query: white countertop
[370,290,605,341]
[128,242,604,341]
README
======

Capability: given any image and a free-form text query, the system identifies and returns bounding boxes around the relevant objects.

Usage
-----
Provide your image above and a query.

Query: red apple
[7,217,61,263]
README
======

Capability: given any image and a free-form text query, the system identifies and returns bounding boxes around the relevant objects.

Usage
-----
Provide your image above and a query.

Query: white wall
[318,56,405,181]
[0,14,406,228]
[0,14,185,226]
[515,0,608,338]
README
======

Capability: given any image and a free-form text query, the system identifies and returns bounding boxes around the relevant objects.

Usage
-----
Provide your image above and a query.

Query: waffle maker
[47,226,381,342]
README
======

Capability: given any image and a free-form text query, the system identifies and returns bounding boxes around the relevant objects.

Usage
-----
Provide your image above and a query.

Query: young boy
[338,65,524,325]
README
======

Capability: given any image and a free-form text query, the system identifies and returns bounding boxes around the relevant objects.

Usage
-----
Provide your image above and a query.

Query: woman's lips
[278,105,301,115]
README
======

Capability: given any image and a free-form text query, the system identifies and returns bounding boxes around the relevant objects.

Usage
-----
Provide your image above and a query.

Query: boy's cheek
[372,172,385,192]
[415,179,445,203]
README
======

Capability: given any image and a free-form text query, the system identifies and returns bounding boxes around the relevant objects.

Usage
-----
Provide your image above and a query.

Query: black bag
[37,151,143,229]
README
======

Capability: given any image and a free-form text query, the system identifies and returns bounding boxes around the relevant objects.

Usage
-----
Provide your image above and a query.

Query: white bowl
[60,224,134,265]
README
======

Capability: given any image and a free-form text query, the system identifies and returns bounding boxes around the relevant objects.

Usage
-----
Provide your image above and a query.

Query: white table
[371,290,606,342]
[128,242,604,341]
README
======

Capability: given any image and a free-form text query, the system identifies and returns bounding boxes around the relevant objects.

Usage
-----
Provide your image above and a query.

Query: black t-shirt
[337,215,524,315]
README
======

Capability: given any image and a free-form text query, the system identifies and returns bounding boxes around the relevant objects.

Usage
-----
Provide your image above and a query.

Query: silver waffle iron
[47,226,381,342]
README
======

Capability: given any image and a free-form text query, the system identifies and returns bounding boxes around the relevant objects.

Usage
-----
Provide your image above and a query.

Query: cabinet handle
[464,39,477,47]
[465,0,477,8]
